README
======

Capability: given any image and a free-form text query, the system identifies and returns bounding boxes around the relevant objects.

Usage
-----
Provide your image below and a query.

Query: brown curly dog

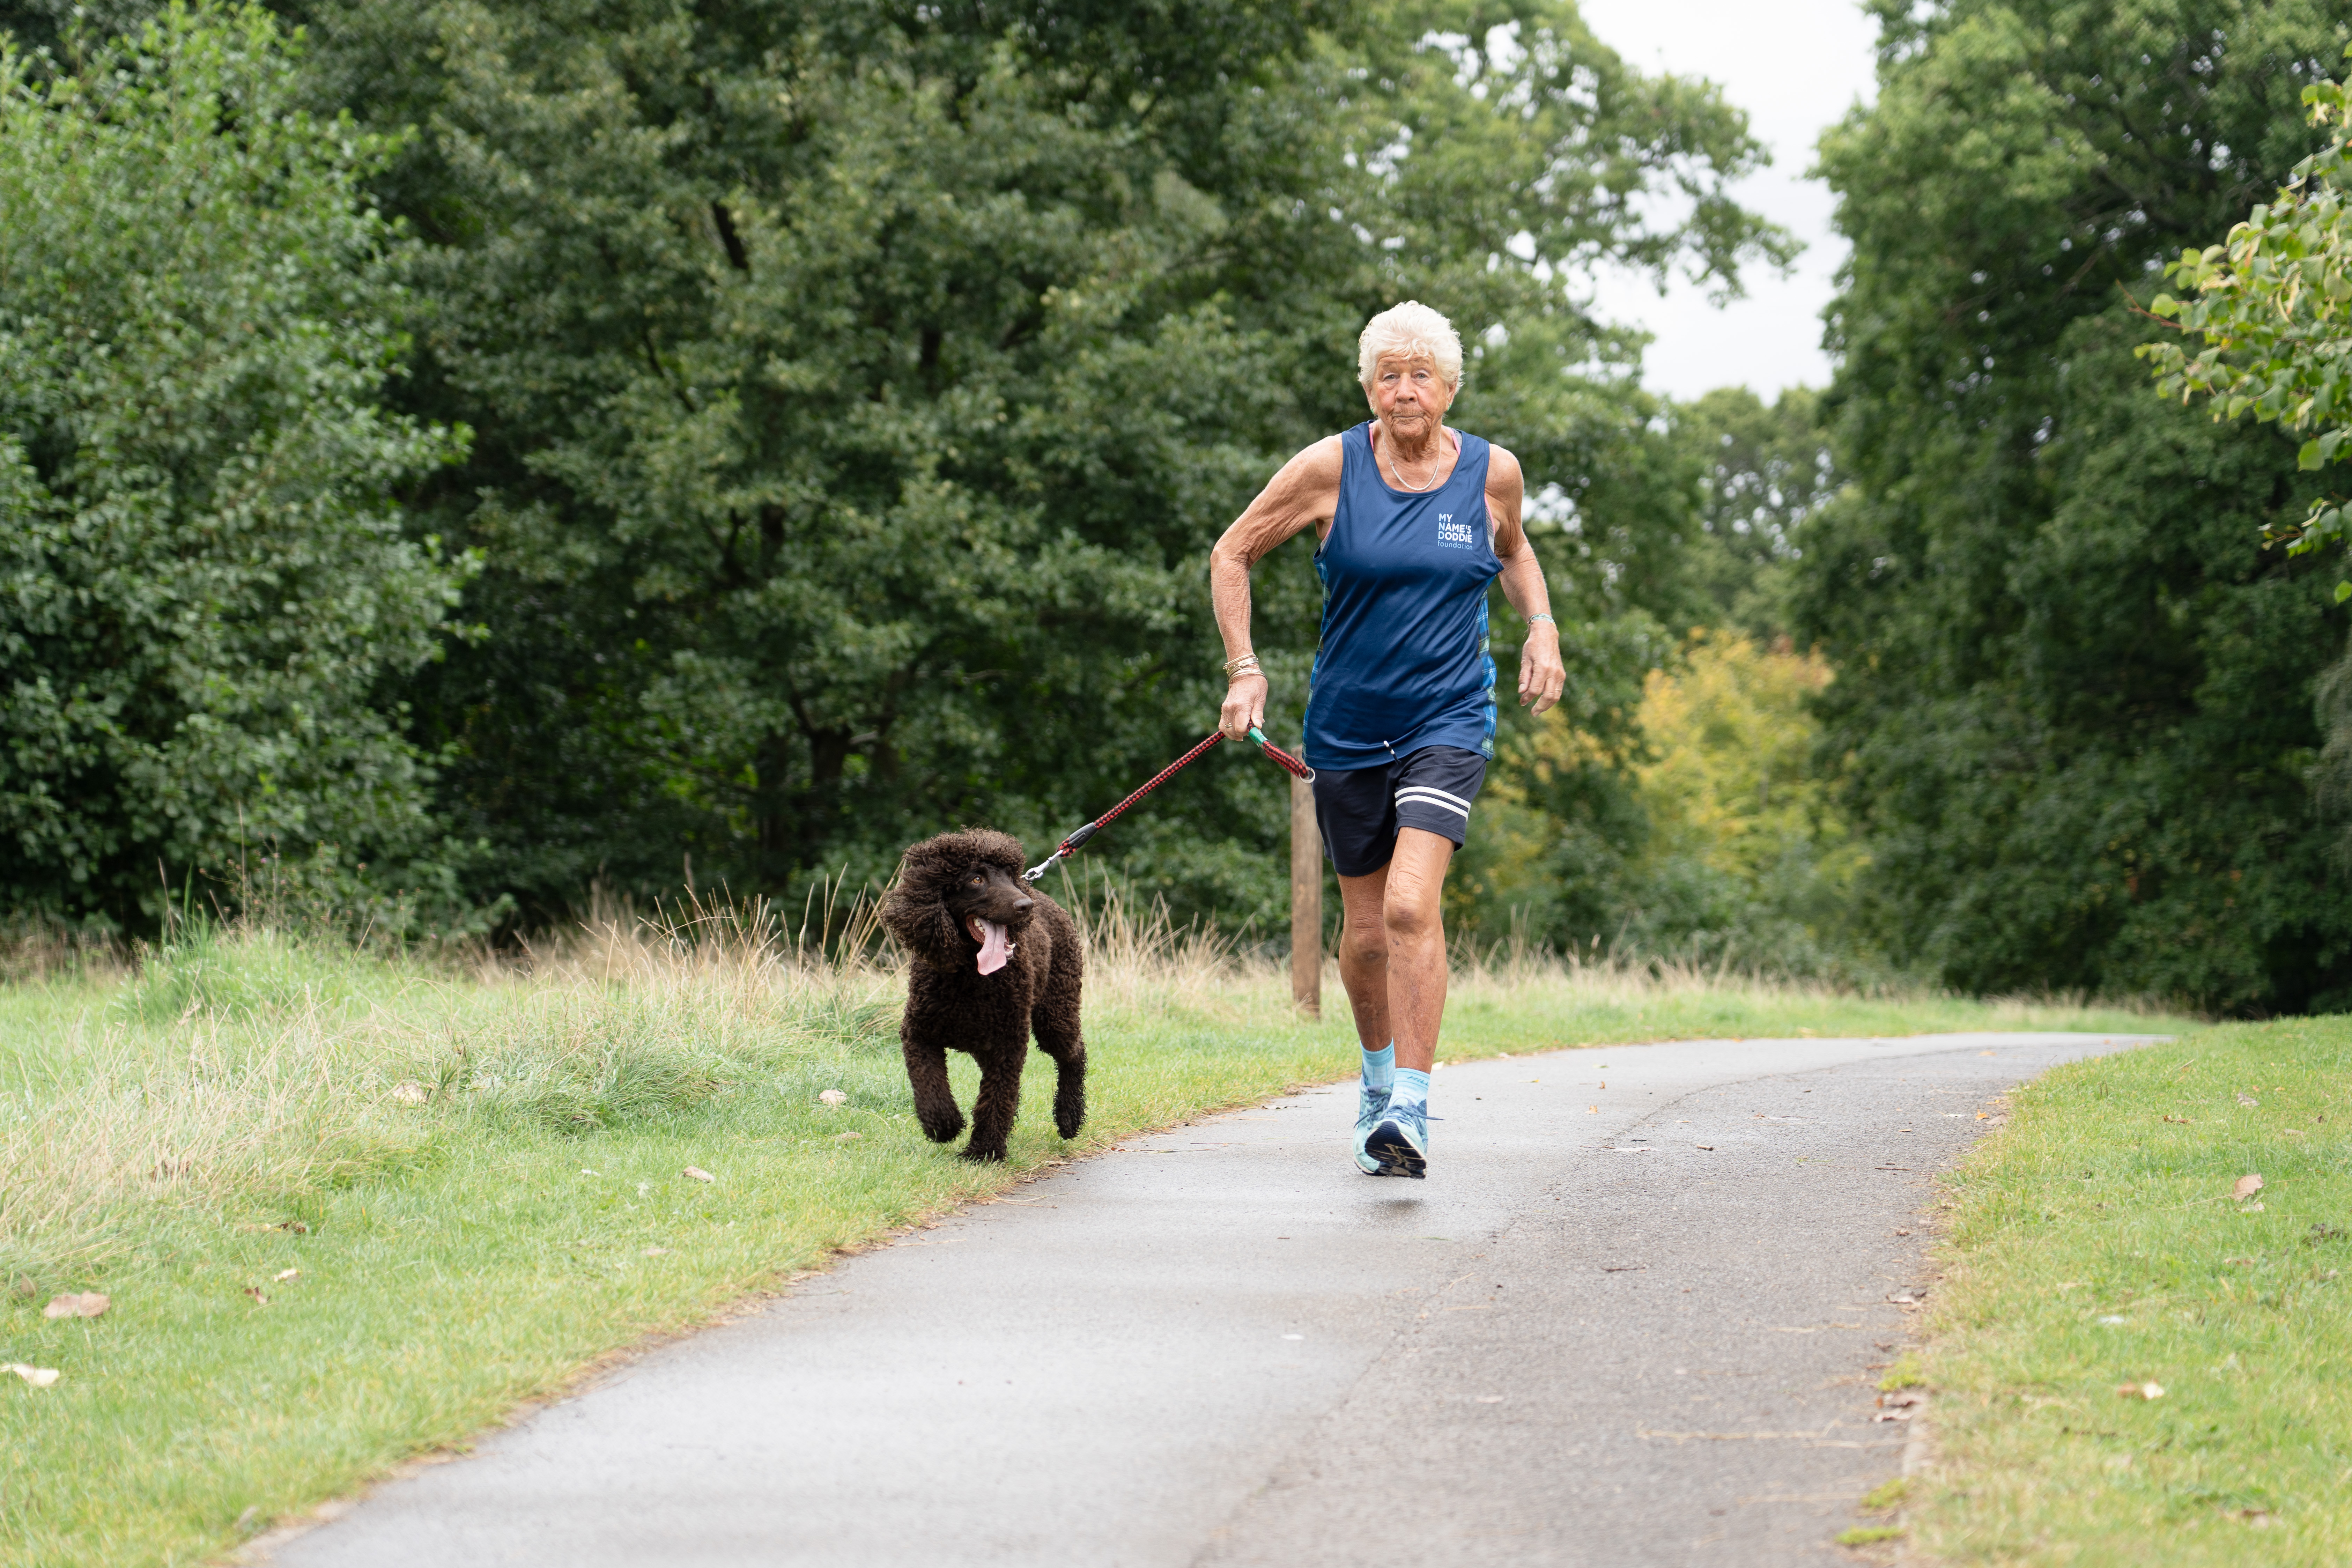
[878,829,1086,1162]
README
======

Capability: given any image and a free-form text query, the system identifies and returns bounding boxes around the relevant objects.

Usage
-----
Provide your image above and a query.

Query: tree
[0,3,471,933]
[2146,42,2352,600]
[1674,386,1836,641]
[1794,0,2352,1012]
[282,0,1788,928]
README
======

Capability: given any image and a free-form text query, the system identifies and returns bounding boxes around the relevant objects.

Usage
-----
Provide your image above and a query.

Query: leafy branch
[2140,42,2352,597]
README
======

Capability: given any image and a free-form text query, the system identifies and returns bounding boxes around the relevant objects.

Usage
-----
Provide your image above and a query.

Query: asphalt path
[259,1030,2156,1568]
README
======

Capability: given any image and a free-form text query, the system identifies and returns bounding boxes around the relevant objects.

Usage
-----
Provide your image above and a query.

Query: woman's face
[1364,351,1455,438]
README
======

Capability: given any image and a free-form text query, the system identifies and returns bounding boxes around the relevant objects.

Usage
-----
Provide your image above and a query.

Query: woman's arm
[1486,447,1566,717]
[1209,437,1345,740]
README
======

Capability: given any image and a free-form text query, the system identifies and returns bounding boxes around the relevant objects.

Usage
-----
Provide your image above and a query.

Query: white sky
[1574,0,1883,402]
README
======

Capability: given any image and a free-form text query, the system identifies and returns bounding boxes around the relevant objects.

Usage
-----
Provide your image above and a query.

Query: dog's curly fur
[878,829,1085,1162]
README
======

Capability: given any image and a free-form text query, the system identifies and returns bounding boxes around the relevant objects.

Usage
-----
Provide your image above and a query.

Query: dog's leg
[961,1048,1025,1163]
[1032,923,1087,1141]
[901,995,965,1144]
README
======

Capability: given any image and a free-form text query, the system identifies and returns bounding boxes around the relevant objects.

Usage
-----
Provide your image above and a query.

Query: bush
[0,3,472,935]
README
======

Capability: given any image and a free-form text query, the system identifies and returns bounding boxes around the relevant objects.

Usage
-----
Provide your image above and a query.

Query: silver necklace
[1380,428,1450,493]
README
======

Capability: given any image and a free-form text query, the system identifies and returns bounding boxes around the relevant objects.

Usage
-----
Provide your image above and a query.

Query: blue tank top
[1303,422,1501,771]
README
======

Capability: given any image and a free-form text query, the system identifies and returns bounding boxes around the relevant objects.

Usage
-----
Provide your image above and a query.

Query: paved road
[260,1031,2153,1568]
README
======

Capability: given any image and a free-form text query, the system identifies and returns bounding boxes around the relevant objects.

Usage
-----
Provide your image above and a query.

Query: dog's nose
[1014,896,1033,915]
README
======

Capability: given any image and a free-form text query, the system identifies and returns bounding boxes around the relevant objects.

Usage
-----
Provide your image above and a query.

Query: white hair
[1357,301,1464,390]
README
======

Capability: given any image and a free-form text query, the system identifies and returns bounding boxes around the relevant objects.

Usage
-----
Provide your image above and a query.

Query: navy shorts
[1311,745,1487,877]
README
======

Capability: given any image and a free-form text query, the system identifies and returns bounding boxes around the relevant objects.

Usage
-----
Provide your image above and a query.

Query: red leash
[1022,726,1314,884]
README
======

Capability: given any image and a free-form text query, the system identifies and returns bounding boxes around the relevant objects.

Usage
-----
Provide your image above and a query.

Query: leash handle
[1247,726,1315,783]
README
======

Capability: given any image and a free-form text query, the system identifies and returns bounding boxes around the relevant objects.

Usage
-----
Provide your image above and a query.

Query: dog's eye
[969,874,983,886]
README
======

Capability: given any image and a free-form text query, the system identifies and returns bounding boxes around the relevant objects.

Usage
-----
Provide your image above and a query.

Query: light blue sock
[1361,1042,1395,1090]
[1390,1068,1430,1110]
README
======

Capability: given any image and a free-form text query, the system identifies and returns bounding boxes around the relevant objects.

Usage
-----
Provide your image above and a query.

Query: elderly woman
[1210,301,1566,1178]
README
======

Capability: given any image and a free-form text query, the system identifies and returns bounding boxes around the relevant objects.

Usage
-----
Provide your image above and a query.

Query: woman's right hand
[1219,670,1267,741]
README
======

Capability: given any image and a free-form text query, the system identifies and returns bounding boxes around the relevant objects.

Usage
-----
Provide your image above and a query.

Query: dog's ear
[879,836,973,967]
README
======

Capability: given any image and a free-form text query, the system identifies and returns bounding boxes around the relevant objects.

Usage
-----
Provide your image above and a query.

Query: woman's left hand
[1520,622,1566,716]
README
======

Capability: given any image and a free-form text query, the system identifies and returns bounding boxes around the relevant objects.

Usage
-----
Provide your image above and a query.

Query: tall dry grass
[0,883,2173,1293]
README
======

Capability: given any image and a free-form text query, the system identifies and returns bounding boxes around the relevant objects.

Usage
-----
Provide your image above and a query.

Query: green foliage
[1793,0,2352,1012]
[2147,43,2352,597]
[0,4,475,933]
[277,0,1784,930]
[1620,630,1865,972]
[1675,386,1836,641]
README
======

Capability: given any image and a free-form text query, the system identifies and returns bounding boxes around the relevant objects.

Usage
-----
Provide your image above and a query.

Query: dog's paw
[918,1110,966,1144]
[957,1145,1007,1164]
[1055,1103,1085,1140]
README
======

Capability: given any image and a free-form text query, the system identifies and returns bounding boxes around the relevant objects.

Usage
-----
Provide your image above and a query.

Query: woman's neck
[1375,418,1451,468]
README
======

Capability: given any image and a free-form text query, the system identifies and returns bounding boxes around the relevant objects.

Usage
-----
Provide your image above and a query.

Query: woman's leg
[1334,861,1392,1052]
[1334,827,1454,1072]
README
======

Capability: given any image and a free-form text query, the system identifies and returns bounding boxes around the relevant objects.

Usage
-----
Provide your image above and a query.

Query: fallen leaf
[41,1292,108,1320]
[2117,1381,2165,1400]
[817,1089,848,1107]
[3,1363,59,1388]
[1975,1112,1989,1120]
[244,1287,268,1307]
[2237,1092,2259,1108]
[273,1268,299,1284]
[2241,1201,2265,1212]
[1895,1229,1912,1237]
[2163,1115,2191,1124]
[2233,1173,2264,1201]
[1586,1105,1598,1114]
[831,1131,861,1143]
[390,1081,430,1105]
[682,1166,715,1183]
[643,1246,671,1257]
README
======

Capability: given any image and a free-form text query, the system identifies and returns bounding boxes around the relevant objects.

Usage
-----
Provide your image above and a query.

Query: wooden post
[1290,772,1321,1018]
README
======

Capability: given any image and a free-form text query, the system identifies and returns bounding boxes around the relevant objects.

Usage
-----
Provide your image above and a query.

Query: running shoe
[1362,1097,1428,1178]
[1352,1081,1391,1174]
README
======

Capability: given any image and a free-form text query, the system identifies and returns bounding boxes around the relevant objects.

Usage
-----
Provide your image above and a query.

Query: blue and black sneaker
[1352,1081,1392,1174]
[1362,1097,1428,1178]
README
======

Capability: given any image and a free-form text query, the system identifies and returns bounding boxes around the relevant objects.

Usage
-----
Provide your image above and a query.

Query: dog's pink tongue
[975,919,1011,975]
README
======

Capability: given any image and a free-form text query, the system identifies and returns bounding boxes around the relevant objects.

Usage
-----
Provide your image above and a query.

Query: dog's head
[880,828,1035,974]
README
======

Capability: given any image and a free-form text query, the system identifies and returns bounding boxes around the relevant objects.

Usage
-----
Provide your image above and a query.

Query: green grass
[1908,1018,2352,1564]
[0,920,2172,1568]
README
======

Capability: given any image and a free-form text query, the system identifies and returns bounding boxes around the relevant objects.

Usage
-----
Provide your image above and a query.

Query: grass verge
[0,913,2172,1568]
[1907,1018,2351,1564]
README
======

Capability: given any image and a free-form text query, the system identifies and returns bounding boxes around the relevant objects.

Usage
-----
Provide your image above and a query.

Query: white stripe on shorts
[1394,786,1472,820]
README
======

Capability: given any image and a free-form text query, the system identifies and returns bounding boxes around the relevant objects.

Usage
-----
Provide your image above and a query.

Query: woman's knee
[1339,923,1386,966]
[1382,890,1442,943]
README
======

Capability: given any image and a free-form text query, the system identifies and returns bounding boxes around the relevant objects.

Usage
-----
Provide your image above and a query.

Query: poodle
[878,828,1085,1162]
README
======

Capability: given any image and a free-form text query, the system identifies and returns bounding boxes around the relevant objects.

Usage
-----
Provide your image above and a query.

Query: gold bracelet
[1222,651,1260,674]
